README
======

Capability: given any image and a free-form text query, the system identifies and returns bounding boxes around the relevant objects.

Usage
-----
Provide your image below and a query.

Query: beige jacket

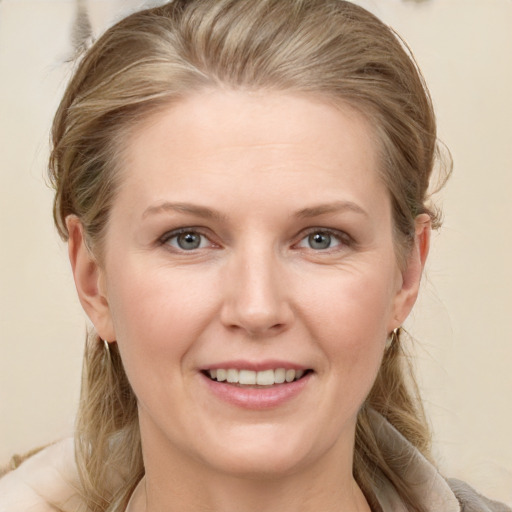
[0,412,510,512]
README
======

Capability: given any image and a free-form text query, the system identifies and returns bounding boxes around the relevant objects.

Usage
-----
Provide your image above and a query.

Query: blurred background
[0,0,511,504]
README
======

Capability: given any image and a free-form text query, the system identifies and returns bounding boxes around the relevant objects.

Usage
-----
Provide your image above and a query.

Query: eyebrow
[142,202,227,221]
[142,200,368,221]
[295,201,368,219]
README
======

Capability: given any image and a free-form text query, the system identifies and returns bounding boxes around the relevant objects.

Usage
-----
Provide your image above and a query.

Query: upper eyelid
[160,226,208,239]
[157,226,352,248]
[159,227,215,246]
[296,227,352,243]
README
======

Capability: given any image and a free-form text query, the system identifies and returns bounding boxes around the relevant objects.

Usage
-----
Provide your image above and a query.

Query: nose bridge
[221,239,291,335]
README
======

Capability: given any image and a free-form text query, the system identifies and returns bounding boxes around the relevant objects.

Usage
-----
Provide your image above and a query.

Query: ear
[66,215,116,341]
[389,213,431,329]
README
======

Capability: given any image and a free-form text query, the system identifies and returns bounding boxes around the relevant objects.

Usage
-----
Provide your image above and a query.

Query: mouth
[202,368,313,387]
[200,364,313,409]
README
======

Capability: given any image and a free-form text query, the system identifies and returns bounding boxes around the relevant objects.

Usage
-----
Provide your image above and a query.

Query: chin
[195,425,327,479]
[208,451,309,480]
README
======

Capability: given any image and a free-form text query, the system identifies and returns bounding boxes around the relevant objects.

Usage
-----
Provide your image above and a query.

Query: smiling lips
[207,368,307,386]
[201,362,313,408]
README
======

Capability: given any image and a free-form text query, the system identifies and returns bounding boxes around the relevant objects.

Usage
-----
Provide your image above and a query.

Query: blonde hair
[49,1,449,510]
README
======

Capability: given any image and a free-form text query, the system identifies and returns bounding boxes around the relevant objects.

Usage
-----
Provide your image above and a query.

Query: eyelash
[295,228,353,252]
[159,228,215,251]
[159,227,353,252]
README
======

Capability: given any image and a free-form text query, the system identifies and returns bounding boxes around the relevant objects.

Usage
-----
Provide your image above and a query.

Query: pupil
[178,232,200,250]
[309,232,331,250]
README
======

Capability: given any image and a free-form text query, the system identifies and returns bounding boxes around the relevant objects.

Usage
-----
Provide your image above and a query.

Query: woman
[0,1,509,511]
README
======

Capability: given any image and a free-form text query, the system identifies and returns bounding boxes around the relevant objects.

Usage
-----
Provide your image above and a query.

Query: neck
[133,424,371,512]
[132,472,370,512]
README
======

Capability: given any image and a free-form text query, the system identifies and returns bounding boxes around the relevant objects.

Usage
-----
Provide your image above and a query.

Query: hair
[48,1,450,510]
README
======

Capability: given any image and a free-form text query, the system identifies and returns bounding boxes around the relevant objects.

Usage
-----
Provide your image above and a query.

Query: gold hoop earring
[385,327,400,350]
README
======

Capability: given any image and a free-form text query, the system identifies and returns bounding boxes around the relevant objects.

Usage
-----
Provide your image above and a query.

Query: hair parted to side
[48,1,451,510]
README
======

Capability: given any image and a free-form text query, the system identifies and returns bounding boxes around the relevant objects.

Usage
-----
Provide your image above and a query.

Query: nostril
[219,276,294,336]
[245,322,285,336]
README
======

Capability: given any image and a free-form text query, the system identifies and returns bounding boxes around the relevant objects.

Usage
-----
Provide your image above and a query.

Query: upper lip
[199,360,310,372]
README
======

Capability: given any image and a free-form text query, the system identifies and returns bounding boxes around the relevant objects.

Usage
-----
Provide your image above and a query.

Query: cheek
[298,263,396,391]
[104,262,219,386]
[300,263,396,344]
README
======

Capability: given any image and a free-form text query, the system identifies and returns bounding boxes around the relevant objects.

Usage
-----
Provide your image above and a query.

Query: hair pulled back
[49,1,448,510]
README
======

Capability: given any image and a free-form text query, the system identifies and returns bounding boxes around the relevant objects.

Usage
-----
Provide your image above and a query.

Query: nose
[220,246,294,337]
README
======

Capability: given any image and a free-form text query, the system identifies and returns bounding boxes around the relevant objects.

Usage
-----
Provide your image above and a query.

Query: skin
[67,90,430,512]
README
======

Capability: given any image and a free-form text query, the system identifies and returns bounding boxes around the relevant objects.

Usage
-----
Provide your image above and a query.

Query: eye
[162,229,211,251]
[296,230,344,250]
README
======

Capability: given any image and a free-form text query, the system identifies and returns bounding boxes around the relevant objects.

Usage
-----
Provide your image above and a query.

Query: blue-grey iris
[177,232,201,250]
[309,232,331,250]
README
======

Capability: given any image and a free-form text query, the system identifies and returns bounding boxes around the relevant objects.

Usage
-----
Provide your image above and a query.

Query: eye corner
[294,228,353,252]
[159,227,218,252]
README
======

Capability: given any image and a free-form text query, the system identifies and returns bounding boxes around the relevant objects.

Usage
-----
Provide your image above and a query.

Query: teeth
[256,369,274,386]
[206,367,307,385]
[239,370,256,385]
[226,369,238,383]
[285,369,296,383]
[274,368,286,384]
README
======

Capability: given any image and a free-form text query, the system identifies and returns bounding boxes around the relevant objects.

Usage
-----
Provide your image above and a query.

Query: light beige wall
[1,0,511,504]
[362,0,512,503]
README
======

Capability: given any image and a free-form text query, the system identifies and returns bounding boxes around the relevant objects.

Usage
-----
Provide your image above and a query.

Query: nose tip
[228,305,289,337]
[220,255,293,337]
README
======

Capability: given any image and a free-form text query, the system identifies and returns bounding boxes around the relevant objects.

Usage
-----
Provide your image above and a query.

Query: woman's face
[71,90,427,479]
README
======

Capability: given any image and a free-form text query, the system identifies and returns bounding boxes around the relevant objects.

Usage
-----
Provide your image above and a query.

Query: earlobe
[390,214,431,328]
[66,215,115,341]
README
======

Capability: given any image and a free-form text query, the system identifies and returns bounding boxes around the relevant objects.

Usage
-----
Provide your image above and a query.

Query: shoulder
[447,479,512,512]
[0,438,87,512]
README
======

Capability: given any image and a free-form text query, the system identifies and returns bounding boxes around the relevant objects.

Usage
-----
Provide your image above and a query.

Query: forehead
[115,90,387,219]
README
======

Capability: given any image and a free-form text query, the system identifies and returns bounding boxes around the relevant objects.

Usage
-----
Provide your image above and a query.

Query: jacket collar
[0,412,461,512]
[369,408,460,512]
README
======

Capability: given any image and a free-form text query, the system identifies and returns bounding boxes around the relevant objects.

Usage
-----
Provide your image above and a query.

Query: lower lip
[201,372,312,410]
